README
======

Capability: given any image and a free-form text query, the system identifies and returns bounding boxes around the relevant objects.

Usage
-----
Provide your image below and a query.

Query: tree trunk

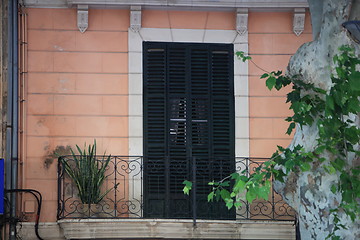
[273,0,360,239]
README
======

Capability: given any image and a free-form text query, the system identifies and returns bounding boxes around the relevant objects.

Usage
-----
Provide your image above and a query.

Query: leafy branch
[183,46,360,239]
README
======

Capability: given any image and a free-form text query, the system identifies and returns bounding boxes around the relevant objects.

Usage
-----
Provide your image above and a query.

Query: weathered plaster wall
[23,8,130,221]
[248,11,312,157]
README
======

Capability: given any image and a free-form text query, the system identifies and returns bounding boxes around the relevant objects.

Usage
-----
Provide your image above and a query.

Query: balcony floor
[18,219,296,240]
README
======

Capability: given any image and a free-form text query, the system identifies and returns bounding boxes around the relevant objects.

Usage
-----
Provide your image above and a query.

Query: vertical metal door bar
[192,156,197,227]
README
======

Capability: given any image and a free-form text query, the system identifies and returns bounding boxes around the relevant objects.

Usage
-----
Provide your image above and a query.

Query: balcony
[57,156,296,239]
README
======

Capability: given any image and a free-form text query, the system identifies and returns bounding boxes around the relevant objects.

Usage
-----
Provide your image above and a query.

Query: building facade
[9,0,312,239]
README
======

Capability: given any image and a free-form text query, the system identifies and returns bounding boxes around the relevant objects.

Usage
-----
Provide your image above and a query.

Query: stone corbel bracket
[236,8,248,35]
[130,6,142,33]
[77,4,88,33]
[293,8,305,36]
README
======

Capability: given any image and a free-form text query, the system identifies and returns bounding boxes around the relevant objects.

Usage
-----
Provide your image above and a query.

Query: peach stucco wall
[24,8,129,221]
[142,10,236,29]
[22,7,311,222]
[248,12,312,157]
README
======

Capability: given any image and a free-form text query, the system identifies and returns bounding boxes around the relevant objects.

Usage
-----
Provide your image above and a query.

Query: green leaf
[246,189,257,203]
[183,186,190,195]
[347,210,356,222]
[230,172,240,179]
[233,179,246,193]
[234,201,242,209]
[326,95,335,111]
[342,190,353,204]
[220,181,230,187]
[331,185,337,194]
[287,90,300,103]
[335,66,346,79]
[314,145,326,155]
[299,162,311,172]
[257,186,270,200]
[275,76,283,90]
[215,189,221,201]
[286,122,295,135]
[348,98,360,112]
[314,87,326,94]
[207,191,215,202]
[235,51,251,62]
[284,160,295,172]
[344,126,360,144]
[266,76,276,90]
[260,73,269,79]
[285,117,293,122]
[220,189,231,200]
[182,180,192,195]
[183,180,192,187]
[225,198,234,209]
[349,71,360,91]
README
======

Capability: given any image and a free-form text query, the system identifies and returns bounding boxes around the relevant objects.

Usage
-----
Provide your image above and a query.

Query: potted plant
[62,140,113,217]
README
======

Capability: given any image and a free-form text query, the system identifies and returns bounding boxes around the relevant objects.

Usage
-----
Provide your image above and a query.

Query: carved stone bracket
[293,8,305,36]
[130,6,141,33]
[236,8,248,35]
[77,4,88,33]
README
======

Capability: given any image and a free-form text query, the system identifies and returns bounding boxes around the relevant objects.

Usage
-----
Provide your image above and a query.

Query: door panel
[143,42,235,219]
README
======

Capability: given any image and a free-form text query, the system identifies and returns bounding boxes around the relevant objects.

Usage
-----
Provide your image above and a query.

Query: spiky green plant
[63,141,112,204]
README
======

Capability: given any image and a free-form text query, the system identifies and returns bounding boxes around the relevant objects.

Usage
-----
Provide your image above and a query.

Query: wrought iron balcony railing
[57,156,295,221]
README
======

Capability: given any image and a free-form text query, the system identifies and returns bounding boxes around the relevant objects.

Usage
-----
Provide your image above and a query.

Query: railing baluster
[272,177,275,220]
[140,156,144,218]
[114,156,117,218]
[57,157,62,219]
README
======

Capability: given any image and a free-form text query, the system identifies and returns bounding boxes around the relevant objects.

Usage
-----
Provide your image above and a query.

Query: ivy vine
[183,45,360,239]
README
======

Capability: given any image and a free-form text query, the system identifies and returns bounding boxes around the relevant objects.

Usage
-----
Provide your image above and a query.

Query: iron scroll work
[57,156,295,221]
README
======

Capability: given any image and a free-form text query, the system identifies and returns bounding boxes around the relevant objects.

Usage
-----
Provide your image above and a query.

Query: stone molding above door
[128,28,249,158]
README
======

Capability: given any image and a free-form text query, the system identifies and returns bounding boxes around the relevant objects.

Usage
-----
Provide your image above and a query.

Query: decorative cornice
[293,8,305,36]
[130,6,142,33]
[23,0,308,9]
[77,4,88,33]
[236,8,248,35]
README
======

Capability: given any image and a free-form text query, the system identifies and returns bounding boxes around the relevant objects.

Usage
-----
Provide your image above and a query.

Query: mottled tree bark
[273,0,360,239]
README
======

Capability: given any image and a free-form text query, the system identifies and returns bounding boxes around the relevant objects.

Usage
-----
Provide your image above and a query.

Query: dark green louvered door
[143,42,235,219]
